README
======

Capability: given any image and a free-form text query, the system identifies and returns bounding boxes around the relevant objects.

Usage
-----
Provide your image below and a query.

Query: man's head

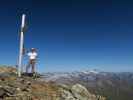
[31,48,36,52]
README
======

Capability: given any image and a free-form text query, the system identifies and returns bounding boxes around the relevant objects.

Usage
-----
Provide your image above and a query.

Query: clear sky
[0,0,133,72]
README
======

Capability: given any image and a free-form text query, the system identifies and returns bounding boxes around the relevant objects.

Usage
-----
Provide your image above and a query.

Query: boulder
[59,83,106,100]
[71,84,93,100]
[60,88,76,100]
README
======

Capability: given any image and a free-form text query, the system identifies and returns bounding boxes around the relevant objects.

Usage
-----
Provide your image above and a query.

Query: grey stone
[71,84,91,100]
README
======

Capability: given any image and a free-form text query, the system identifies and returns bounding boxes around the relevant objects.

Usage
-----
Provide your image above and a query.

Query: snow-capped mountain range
[42,70,100,82]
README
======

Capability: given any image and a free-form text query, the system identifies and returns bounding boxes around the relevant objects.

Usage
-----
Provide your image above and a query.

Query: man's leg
[26,60,31,73]
[31,60,35,73]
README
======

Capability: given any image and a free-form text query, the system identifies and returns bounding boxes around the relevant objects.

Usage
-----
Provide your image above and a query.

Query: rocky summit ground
[0,66,106,100]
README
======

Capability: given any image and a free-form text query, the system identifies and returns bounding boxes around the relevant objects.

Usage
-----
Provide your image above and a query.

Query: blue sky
[0,0,133,72]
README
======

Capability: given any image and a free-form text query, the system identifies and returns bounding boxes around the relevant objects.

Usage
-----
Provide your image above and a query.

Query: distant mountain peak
[81,69,99,74]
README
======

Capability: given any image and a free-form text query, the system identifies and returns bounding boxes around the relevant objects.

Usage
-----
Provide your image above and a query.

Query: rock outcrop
[0,66,106,100]
[59,84,106,100]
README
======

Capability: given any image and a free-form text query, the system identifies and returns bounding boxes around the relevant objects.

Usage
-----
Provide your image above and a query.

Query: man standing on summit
[26,48,38,74]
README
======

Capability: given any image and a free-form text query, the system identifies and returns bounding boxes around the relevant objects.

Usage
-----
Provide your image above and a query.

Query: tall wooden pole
[18,14,26,77]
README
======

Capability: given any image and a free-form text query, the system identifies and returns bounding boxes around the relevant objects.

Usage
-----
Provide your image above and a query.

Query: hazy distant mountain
[42,70,133,100]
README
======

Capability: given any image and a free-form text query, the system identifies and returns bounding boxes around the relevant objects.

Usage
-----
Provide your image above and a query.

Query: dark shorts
[30,59,36,64]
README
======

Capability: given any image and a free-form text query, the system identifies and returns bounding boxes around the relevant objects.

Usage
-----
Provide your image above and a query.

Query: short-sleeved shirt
[27,52,37,60]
